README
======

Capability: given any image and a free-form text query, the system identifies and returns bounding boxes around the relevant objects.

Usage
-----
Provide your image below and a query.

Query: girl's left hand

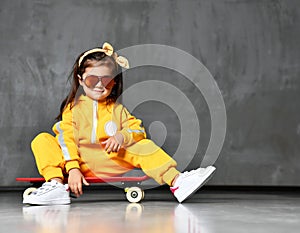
[101,132,124,153]
[68,168,89,197]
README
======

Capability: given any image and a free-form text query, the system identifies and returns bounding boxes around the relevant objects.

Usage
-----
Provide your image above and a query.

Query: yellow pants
[31,133,180,186]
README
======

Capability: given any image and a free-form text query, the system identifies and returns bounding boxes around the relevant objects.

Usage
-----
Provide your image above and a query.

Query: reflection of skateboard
[16,176,149,203]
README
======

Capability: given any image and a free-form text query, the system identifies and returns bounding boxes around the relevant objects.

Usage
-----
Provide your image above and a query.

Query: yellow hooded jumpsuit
[31,95,179,186]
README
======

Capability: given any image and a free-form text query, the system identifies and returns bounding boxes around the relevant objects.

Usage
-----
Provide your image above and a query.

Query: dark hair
[55,50,123,121]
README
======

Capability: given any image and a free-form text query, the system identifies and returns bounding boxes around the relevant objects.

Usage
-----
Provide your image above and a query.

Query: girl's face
[79,64,115,101]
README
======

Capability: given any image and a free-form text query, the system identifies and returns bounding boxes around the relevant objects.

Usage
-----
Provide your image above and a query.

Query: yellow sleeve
[52,104,80,173]
[119,106,146,147]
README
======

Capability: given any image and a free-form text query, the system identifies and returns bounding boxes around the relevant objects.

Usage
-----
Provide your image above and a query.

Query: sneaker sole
[23,198,71,205]
[176,166,216,203]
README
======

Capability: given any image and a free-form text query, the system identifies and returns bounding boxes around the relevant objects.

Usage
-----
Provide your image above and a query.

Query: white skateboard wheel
[125,187,144,203]
[23,187,37,199]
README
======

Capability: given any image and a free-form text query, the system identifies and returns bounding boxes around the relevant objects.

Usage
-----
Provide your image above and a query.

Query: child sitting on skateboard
[24,42,216,205]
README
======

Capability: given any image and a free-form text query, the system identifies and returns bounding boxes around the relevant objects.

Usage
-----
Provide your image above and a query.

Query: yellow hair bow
[116,56,129,69]
[78,42,129,69]
[101,42,114,56]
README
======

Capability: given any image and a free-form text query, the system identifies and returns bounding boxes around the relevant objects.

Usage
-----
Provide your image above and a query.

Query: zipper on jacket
[91,100,98,143]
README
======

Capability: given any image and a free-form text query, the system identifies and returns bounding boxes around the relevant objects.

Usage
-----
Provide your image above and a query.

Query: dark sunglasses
[83,75,114,88]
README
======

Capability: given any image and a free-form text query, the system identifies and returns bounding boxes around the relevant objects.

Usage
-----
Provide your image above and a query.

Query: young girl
[24,42,216,205]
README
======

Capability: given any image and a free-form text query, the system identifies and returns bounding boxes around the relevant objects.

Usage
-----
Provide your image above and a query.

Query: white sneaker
[170,166,216,203]
[23,180,70,205]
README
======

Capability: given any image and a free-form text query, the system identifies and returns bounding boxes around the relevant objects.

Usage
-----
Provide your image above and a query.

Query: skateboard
[16,175,149,203]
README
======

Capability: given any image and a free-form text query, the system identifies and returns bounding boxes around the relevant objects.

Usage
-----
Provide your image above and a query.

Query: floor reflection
[22,205,70,232]
[22,202,204,233]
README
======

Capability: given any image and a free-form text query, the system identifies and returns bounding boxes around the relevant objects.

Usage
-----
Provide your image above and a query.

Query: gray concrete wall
[0,0,299,186]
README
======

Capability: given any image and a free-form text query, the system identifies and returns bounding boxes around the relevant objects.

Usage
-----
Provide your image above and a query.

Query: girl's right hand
[101,132,124,153]
[68,168,89,197]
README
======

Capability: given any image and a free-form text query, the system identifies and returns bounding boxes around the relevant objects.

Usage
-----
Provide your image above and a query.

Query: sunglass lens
[84,75,99,88]
[101,77,114,86]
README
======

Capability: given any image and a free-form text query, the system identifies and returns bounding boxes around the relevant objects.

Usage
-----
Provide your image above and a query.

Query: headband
[78,42,130,69]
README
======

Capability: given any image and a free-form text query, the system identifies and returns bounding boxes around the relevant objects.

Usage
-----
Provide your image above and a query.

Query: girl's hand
[101,132,124,153]
[68,168,89,197]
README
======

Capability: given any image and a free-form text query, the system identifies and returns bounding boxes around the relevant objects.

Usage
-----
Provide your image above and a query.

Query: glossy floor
[0,187,299,233]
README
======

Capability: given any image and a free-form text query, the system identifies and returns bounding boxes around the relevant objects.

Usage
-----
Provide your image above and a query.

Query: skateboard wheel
[125,187,144,203]
[142,190,145,200]
[23,187,37,199]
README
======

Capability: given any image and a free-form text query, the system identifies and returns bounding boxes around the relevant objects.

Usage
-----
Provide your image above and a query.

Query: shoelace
[181,168,206,177]
[31,182,58,195]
